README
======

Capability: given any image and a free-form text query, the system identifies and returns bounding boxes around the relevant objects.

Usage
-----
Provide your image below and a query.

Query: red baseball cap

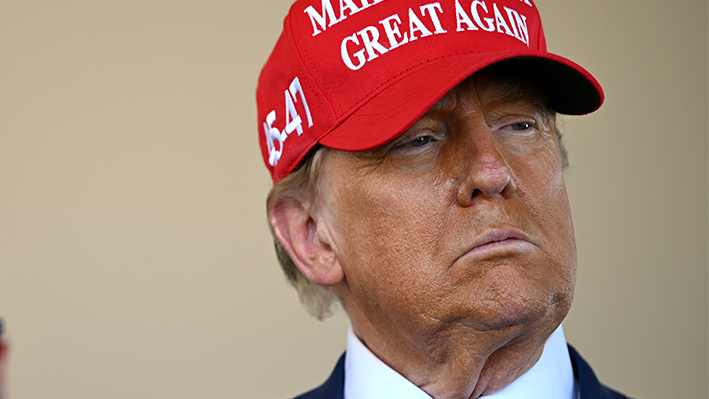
[257,0,604,182]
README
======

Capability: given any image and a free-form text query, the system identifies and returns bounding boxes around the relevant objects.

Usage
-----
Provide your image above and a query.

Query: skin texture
[269,71,577,399]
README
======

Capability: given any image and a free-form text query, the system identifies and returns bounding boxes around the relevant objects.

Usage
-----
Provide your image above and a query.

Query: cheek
[327,174,455,311]
[333,172,449,248]
[516,147,577,284]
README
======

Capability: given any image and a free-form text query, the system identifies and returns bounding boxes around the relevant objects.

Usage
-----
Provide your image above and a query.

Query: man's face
[317,71,577,345]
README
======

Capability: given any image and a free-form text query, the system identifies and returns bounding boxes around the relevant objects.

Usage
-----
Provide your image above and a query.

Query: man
[257,0,630,398]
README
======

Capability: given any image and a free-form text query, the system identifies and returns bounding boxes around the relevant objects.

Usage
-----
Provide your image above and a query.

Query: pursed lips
[463,227,537,259]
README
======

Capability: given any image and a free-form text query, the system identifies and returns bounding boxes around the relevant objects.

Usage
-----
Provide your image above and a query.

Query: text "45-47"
[263,77,313,167]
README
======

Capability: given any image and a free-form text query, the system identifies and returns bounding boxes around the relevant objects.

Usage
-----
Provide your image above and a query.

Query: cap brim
[319,50,603,152]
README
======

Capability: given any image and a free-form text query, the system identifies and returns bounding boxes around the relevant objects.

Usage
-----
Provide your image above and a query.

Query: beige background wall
[0,0,706,398]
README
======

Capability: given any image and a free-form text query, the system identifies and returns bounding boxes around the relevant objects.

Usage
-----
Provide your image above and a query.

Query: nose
[455,126,515,207]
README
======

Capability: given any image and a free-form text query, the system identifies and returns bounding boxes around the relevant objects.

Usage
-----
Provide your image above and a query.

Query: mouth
[464,228,536,259]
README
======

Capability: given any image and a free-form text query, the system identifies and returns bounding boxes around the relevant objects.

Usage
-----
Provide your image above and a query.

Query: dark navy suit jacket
[293,345,630,399]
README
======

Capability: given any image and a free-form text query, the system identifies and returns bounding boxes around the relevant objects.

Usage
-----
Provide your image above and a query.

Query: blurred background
[0,0,706,398]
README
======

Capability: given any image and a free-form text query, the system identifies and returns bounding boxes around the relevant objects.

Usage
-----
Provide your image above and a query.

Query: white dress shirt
[344,325,575,399]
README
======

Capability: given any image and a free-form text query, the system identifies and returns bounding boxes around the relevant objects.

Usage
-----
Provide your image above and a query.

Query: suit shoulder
[292,354,346,399]
[568,344,633,399]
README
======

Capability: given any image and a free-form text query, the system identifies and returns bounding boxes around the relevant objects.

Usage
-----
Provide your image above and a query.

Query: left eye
[509,122,532,131]
[408,136,432,147]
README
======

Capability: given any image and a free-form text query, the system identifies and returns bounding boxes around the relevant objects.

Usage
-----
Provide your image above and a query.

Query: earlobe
[268,198,344,286]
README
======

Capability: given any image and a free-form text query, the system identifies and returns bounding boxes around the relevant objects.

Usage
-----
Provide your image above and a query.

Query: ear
[268,197,344,286]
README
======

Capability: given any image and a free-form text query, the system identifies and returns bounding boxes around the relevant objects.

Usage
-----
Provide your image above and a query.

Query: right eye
[387,126,446,158]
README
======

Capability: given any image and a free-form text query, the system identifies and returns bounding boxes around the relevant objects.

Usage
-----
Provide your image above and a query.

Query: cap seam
[296,30,337,111]
[285,10,338,129]
[283,9,340,174]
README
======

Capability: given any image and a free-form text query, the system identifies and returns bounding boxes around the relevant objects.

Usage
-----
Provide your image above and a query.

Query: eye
[496,118,539,137]
[387,127,446,157]
[509,122,531,131]
[408,136,432,147]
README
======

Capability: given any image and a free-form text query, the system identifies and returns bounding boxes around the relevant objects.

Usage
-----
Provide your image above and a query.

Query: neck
[345,306,560,399]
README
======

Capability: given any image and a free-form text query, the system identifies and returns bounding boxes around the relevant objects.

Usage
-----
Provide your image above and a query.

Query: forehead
[426,69,551,119]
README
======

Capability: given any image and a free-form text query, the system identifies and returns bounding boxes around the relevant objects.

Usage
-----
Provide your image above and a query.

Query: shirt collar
[344,325,575,399]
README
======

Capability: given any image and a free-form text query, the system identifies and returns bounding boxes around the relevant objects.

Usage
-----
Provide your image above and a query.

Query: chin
[463,265,572,332]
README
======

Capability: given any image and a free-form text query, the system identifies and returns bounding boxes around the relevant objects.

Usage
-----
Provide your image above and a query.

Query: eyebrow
[481,74,552,116]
